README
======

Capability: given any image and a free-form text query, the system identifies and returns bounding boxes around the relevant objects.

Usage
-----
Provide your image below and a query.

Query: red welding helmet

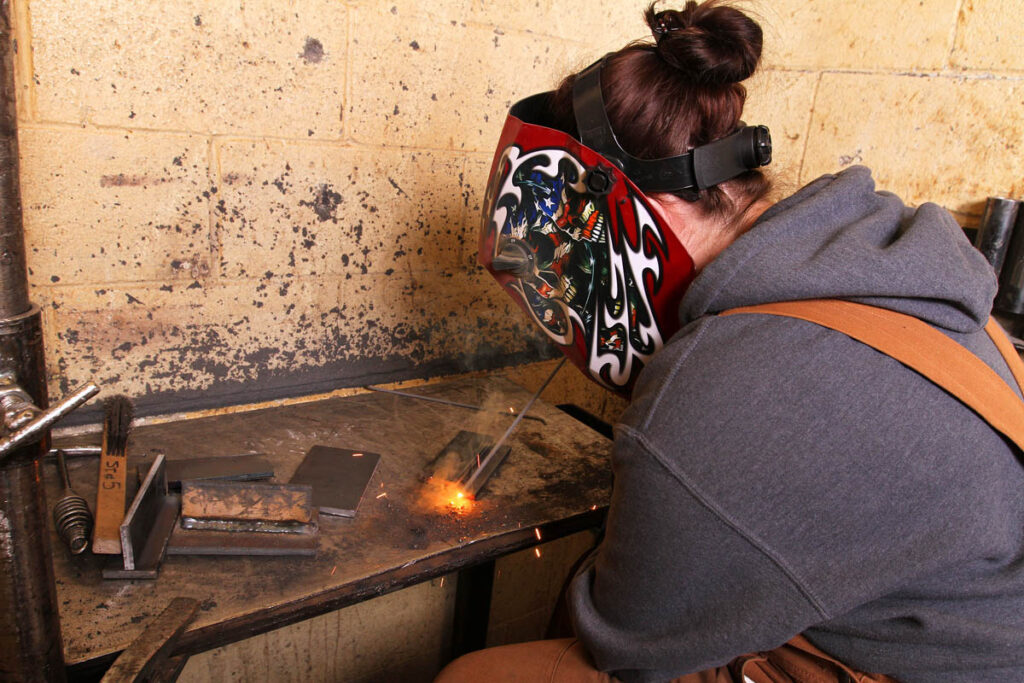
[479,58,771,395]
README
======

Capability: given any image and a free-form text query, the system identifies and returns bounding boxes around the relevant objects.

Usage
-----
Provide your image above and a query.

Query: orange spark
[534,528,542,541]
[534,548,542,558]
[420,477,474,515]
[447,487,473,513]
[376,492,387,499]
[330,565,337,576]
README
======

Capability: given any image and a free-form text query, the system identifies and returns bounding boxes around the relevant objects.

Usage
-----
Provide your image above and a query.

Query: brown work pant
[434,636,899,683]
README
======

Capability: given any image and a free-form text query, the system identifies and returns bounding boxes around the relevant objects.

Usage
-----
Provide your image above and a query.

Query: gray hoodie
[568,167,1024,682]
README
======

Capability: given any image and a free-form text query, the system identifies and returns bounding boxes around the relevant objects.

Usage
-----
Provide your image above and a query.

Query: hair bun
[646,1,763,86]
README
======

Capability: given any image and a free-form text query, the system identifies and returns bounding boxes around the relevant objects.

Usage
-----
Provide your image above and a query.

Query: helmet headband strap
[571,57,772,193]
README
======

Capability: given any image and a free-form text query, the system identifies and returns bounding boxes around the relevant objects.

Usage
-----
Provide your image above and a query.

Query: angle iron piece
[103,453,178,580]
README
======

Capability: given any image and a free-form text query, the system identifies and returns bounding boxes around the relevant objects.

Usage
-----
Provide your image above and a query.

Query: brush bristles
[103,395,134,457]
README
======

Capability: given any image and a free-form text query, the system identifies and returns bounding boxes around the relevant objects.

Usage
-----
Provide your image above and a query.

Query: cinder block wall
[12,1,1022,681]
[12,0,1024,423]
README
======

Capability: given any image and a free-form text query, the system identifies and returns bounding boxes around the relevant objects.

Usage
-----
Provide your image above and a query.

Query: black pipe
[0,0,28,320]
[995,207,1024,316]
[0,1,67,680]
[974,197,1019,277]
[0,310,64,682]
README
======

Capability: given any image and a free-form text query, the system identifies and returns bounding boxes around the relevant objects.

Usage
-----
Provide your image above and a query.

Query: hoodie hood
[680,166,997,333]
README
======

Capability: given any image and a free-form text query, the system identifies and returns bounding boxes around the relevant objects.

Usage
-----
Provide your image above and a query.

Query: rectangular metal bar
[422,431,493,483]
[92,447,128,555]
[180,481,313,525]
[166,527,318,557]
[462,445,511,499]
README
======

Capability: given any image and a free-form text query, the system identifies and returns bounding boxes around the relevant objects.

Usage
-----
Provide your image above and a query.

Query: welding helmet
[479,57,772,395]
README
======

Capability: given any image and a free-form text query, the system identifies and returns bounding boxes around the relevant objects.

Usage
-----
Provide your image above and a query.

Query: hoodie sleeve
[568,425,828,682]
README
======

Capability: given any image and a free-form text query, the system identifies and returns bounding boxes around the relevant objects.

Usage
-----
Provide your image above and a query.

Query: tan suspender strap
[720,299,1024,452]
[985,317,1024,392]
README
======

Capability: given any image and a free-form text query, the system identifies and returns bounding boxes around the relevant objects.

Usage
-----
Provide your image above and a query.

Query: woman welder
[440,1,1024,680]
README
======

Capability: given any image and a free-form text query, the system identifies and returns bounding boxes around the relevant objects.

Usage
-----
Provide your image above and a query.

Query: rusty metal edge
[65,506,607,675]
[99,597,199,683]
[119,455,167,571]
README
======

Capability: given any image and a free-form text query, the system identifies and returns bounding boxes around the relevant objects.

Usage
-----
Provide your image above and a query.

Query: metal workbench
[45,375,613,678]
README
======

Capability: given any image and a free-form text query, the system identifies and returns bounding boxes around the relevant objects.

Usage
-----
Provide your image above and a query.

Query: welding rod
[365,385,546,424]
[46,446,102,459]
[463,358,566,497]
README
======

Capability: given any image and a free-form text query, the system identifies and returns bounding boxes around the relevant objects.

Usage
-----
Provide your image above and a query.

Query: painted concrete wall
[14,0,1023,423]
[11,1,1023,681]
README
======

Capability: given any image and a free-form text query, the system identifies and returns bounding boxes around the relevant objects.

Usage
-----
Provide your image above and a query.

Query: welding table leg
[449,560,496,658]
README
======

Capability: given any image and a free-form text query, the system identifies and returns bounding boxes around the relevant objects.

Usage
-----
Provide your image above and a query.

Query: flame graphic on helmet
[489,145,669,390]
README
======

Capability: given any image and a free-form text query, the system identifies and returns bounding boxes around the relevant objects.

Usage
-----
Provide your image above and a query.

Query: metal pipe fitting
[0,382,100,462]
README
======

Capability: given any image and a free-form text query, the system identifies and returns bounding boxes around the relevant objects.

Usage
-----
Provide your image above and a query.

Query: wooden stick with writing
[91,395,134,555]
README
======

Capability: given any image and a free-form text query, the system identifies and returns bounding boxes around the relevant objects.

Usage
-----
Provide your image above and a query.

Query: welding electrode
[463,358,567,498]
[365,386,546,424]
[52,449,93,554]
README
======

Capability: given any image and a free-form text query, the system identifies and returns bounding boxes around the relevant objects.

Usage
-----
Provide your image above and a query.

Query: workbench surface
[46,376,612,668]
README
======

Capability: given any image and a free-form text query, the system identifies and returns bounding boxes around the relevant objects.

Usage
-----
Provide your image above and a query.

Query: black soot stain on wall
[301,37,324,64]
[299,184,342,222]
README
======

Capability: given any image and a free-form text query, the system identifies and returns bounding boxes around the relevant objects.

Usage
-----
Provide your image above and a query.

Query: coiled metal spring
[53,494,91,554]
[53,449,92,555]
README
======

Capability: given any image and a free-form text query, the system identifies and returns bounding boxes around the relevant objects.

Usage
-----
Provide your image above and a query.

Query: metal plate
[288,446,380,518]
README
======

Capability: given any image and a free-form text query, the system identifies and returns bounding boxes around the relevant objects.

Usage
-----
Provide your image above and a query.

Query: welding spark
[447,488,473,513]
[330,565,337,576]
[422,478,473,514]
[534,548,542,559]
[440,577,445,588]
[376,492,388,499]
[534,528,542,541]
[591,505,598,511]
[353,452,363,457]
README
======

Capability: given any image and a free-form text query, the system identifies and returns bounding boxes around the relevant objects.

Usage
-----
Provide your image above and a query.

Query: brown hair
[550,1,770,222]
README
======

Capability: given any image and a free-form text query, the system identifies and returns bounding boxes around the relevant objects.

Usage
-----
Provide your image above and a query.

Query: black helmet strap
[571,57,772,194]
